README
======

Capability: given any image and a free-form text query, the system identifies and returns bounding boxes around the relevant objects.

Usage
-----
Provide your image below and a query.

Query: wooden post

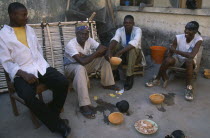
[65,0,71,21]
[106,0,116,27]
[179,0,186,8]
[88,12,96,21]
[196,0,202,8]
[133,0,136,6]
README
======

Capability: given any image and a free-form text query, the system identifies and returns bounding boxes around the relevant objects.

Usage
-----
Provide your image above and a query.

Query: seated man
[106,15,144,91]
[64,23,119,119]
[0,2,71,138]
[146,21,203,101]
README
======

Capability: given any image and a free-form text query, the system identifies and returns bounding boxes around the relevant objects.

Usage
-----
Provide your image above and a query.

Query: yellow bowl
[110,57,122,66]
[149,94,165,104]
[108,112,124,125]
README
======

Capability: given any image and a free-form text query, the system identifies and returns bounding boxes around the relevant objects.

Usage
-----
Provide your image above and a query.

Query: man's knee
[102,58,111,66]
[55,74,69,90]
[128,48,136,56]
[185,58,194,65]
[75,65,87,75]
[127,48,139,63]
[17,89,37,105]
[14,77,36,102]
[59,76,69,88]
[163,57,175,65]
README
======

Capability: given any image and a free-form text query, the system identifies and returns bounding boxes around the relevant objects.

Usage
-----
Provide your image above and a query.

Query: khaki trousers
[64,57,115,106]
[113,45,141,76]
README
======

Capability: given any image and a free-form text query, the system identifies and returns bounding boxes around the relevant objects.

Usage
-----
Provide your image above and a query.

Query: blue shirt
[126,33,131,45]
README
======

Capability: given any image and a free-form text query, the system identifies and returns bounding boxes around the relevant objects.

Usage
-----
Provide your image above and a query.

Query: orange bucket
[150,46,167,64]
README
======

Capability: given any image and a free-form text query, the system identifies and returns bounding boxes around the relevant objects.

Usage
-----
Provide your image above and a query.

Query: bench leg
[29,110,41,129]
[9,96,19,116]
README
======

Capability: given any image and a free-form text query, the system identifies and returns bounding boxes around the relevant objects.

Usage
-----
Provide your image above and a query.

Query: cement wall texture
[202,0,210,8]
[116,7,210,68]
[0,0,66,25]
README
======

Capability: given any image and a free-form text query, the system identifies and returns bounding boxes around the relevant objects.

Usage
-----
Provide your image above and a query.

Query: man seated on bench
[105,15,143,91]
[145,21,203,101]
[0,2,71,138]
[64,23,119,119]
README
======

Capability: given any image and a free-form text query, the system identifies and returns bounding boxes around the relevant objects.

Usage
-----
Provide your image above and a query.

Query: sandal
[80,106,96,119]
[103,85,120,91]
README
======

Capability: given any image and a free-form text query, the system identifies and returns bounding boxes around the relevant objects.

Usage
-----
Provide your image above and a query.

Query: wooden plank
[196,0,202,8]
[180,0,186,8]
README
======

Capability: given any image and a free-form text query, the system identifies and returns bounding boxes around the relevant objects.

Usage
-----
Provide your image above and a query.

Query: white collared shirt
[64,37,99,64]
[0,25,49,81]
[111,26,142,49]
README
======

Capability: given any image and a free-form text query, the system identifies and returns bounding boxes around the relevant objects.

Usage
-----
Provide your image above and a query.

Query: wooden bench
[1,20,99,128]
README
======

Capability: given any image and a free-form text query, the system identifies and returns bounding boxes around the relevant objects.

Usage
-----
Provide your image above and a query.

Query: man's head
[75,23,90,44]
[123,15,134,33]
[184,21,200,40]
[8,2,28,27]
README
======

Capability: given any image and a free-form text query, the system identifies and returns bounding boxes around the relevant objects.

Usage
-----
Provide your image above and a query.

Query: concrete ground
[0,64,210,138]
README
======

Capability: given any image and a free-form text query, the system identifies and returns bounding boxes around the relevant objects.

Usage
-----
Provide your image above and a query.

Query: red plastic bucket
[150,46,167,64]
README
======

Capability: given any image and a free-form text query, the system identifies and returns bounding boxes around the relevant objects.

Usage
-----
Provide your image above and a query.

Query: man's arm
[0,38,20,79]
[73,45,107,66]
[106,41,135,58]
[105,28,122,61]
[109,40,118,51]
[105,40,118,61]
[170,39,202,59]
[16,70,39,84]
[114,44,135,57]
[0,37,38,84]
[166,38,178,57]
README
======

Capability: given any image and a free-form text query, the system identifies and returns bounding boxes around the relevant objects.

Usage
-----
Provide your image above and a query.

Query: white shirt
[0,25,49,81]
[64,37,99,64]
[111,26,142,49]
[176,34,203,63]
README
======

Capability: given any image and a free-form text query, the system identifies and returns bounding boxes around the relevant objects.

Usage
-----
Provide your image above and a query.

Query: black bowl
[116,100,129,113]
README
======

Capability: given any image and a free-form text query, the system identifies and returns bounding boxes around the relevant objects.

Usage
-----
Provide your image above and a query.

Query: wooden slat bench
[1,20,99,128]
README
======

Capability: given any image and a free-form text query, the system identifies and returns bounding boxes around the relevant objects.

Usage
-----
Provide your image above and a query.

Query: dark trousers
[14,67,69,132]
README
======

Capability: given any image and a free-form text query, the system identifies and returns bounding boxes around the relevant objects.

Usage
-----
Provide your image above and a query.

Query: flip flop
[80,108,96,119]
[103,85,120,91]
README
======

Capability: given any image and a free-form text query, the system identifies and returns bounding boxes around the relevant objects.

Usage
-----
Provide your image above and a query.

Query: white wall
[116,7,210,67]
[116,10,210,36]
[154,0,173,7]
[202,0,210,8]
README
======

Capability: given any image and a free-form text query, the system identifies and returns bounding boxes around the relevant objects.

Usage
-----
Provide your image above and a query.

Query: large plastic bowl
[108,112,124,125]
[149,93,165,104]
[110,57,122,66]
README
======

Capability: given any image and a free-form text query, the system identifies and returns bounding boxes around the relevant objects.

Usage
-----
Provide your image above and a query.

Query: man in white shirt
[146,21,203,101]
[64,23,119,119]
[106,15,144,90]
[0,2,70,137]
